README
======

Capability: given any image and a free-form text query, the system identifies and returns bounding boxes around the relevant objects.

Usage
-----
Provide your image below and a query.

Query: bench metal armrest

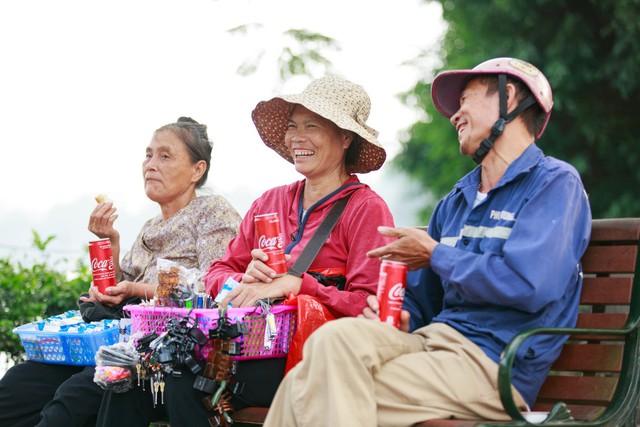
[497,321,639,425]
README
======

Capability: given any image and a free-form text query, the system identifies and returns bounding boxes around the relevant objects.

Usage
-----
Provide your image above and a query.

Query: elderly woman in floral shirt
[0,117,241,427]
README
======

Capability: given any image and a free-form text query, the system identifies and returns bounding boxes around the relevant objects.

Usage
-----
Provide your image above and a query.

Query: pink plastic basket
[124,304,296,361]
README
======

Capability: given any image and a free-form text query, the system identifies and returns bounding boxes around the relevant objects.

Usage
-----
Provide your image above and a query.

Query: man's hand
[366,226,437,271]
[358,295,411,332]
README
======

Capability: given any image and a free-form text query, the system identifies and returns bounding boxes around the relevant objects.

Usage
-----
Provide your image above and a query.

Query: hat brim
[431,70,485,118]
[252,97,386,174]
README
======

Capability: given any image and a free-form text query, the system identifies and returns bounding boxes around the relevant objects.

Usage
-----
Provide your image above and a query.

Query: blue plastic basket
[13,320,120,366]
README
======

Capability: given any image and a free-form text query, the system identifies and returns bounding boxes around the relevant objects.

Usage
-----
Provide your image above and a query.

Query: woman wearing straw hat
[208,75,392,312]
[95,76,395,427]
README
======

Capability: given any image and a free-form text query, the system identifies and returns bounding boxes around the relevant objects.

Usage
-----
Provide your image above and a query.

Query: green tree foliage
[0,232,91,362]
[395,0,640,221]
[230,25,340,81]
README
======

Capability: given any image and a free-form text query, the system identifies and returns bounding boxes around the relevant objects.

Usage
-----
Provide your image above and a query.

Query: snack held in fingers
[95,194,112,204]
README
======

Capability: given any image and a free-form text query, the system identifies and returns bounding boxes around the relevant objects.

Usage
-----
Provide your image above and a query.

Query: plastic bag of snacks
[93,340,138,393]
[153,258,202,307]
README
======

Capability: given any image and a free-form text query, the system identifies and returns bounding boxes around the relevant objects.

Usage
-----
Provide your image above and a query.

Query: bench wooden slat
[416,420,477,427]
[574,312,628,329]
[550,343,623,372]
[581,245,638,274]
[416,420,478,427]
[234,407,270,425]
[580,277,633,305]
[589,218,640,242]
[535,376,618,405]
[414,404,606,426]
[531,403,604,421]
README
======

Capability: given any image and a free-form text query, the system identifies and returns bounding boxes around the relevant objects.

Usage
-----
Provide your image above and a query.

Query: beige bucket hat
[251,75,386,174]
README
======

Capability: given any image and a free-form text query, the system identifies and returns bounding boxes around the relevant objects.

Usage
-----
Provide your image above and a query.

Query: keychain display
[107,297,283,426]
[138,311,208,406]
[194,307,248,426]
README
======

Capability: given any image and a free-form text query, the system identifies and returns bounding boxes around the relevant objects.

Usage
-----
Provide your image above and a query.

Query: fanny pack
[307,268,347,291]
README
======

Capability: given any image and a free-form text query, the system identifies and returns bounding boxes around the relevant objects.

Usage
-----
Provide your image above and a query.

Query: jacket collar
[456,144,543,194]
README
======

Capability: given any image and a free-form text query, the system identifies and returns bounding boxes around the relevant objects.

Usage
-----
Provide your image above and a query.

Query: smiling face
[142,130,204,205]
[449,78,500,157]
[284,105,352,181]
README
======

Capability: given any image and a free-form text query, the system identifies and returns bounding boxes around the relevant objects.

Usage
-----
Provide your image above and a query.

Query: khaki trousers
[263,319,527,427]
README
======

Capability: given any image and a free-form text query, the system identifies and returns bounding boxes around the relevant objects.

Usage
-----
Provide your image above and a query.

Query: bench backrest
[531,218,640,421]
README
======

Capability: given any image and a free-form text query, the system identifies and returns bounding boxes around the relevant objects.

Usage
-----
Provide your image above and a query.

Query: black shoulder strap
[288,193,354,277]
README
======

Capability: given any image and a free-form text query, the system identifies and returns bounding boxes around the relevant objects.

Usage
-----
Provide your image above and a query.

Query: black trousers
[231,358,287,410]
[96,358,286,427]
[0,361,104,427]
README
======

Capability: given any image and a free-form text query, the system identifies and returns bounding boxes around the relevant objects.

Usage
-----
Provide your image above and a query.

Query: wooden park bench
[232,217,640,427]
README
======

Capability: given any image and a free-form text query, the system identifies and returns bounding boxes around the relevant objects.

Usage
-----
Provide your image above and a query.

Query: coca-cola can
[376,260,408,328]
[88,238,117,293]
[254,212,287,276]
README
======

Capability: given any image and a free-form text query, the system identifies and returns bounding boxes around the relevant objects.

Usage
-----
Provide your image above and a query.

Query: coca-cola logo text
[258,234,284,251]
[387,283,405,301]
[91,257,114,272]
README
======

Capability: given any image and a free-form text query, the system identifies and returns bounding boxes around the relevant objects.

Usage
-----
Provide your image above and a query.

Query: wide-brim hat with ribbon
[251,75,386,174]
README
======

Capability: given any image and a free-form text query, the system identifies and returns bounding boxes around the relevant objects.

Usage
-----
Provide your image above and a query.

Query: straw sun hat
[251,75,386,174]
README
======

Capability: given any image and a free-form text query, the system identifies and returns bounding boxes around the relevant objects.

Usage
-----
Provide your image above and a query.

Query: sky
[0,0,446,268]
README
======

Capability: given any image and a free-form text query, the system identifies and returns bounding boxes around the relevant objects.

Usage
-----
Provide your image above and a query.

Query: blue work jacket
[404,144,592,406]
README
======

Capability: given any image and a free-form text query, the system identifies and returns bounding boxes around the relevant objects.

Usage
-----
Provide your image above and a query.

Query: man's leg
[264,320,528,427]
[264,317,425,427]
[0,361,82,427]
[374,323,528,426]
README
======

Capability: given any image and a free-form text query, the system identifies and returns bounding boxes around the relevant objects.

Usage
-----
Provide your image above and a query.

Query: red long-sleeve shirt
[204,175,395,317]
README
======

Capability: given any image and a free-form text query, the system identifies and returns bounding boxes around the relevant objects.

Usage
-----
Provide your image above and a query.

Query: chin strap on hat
[472,74,537,164]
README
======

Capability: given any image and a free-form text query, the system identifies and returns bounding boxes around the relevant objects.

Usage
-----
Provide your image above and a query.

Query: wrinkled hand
[358,295,411,332]
[79,281,137,307]
[242,249,291,284]
[88,201,120,242]
[366,226,437,271]
[220,274,302,308]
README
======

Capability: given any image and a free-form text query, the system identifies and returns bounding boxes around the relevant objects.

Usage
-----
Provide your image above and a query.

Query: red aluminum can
[376,260,408,328]
[88,238,117,293]
[254,212,287,276]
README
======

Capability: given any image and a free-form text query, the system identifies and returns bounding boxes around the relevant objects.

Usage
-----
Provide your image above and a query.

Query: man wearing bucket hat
[263,58,591,426]
[95,76,395,427]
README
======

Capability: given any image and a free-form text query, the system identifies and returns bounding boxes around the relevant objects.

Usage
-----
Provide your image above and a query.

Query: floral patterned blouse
[118,195,241,291]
